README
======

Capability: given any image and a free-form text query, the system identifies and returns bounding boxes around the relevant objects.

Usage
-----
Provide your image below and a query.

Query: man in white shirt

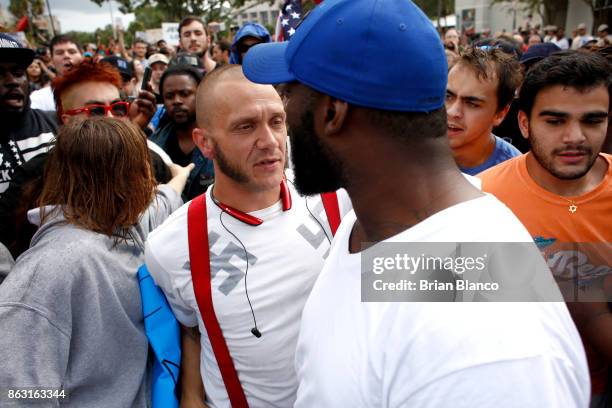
[145,65,350,407]
[572,23,594,50]
[243,0,591,406]
[30,35,83,111]
[552,27,570,50]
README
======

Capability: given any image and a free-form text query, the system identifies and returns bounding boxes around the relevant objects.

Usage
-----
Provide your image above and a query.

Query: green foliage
[9,0,44,18]
[413,0,454,20]
[134,5,164,29]
[90,0,256,23]
[63,31,96,46]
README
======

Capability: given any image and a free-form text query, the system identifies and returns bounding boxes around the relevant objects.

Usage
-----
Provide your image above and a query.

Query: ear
[60,113,70,124]
[321,96,349,137]
[492,103,512,127]
[193,127,215,159]
[517,110,530,140]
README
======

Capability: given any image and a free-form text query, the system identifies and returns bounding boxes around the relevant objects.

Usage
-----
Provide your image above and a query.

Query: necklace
[559,197,578,214]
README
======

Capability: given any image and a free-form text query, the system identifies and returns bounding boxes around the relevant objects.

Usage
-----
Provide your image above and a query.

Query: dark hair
[519,51,612,116]
[473,37,523,59]
[456,47,523,111]
[50,34,82,54]
[216,40,231,53]
[39,117,156,239]
[159,65,203,96]
[133,38,147,46]
[179,16,208,37]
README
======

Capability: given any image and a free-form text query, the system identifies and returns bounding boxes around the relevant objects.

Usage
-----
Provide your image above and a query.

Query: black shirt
[0,108,57,197]
[165,132,193,167]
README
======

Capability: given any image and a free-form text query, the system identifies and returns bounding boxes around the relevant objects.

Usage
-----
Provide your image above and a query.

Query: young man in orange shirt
[480,51,612,407]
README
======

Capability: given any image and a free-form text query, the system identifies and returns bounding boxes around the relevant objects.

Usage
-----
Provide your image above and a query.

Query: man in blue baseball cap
[243,0,590,406]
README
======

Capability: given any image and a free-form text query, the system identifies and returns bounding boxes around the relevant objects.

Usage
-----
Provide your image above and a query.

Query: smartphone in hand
[141,66,152,91]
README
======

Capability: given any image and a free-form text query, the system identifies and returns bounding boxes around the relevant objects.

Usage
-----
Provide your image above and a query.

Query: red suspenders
[320,192,341,236]
[186,191,340,407]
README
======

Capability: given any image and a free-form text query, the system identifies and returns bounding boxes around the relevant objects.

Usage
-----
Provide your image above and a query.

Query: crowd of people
[0,0,610,407]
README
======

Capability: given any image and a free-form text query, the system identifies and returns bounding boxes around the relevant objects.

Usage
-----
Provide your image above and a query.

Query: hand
[129,88,156,130]
[180,396,208,408]
[170,163,195,178]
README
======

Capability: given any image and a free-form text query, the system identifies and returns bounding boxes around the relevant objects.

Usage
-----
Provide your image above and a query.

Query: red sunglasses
[63,101,130,118]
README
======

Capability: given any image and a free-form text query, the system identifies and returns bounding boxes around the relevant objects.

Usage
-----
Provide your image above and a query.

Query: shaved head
[196,64,267,128]
[192,64,287,196]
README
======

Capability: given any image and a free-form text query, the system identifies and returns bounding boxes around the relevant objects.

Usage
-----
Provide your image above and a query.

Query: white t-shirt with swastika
[145,181,351,408]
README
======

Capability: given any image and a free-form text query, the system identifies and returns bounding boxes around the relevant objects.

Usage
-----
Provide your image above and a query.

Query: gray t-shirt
[0,185,182,407]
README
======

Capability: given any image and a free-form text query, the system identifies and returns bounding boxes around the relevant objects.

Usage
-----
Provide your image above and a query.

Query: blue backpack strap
[138,264,181,408]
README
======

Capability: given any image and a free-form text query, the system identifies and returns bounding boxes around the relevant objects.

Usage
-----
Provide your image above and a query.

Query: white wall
[565,0,594,34]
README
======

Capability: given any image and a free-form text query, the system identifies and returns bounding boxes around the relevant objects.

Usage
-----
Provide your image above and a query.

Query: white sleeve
[30,87,56,111]
[145,228,199,328]
[147,140,173,164]
[388,357,587,408]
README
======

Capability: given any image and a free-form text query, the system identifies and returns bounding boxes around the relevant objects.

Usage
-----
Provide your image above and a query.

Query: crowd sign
[162,23,180,46]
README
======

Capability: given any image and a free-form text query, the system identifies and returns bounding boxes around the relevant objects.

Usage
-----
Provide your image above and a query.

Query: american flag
[275,0,323,42]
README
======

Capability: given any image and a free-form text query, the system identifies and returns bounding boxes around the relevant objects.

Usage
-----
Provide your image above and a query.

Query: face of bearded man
[286,87,346,196]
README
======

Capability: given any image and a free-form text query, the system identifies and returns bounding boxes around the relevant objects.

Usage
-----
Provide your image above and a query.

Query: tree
[580,0,611,32]
[413,0,455,22]
[9,0,44,18]
[490,0,569,29]
[133,5,164,29]
[64,31,96,47]
[88,0,266,24]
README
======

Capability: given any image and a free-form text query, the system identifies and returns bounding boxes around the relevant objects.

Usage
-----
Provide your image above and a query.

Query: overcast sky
[1,0,135,33]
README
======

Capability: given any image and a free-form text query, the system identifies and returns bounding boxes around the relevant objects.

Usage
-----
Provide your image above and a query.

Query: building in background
[232,0,280,30]
[0,5,14,30]
[455,0,594,35]
[32,15,61,35]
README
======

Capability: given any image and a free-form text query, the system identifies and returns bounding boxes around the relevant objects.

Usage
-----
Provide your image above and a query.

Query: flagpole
[45,0,56,36]
[108,0,117,39]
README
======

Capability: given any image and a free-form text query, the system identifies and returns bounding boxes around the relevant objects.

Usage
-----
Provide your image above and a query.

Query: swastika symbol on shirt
[181,231,258,295]
[296,200,330,258]
[209,231,258,295]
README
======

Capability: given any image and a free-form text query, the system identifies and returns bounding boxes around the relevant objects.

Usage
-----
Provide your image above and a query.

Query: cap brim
[519,56,543,65]
[0,48,34,69]
[242,41,295,85]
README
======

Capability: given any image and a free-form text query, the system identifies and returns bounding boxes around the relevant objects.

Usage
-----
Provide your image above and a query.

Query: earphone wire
[287,179,332,245]
[218,210,260,335]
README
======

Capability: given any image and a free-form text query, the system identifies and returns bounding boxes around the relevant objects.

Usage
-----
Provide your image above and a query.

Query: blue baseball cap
[242,0,447,112]
[519,43,561,65]
[101,55,134,80]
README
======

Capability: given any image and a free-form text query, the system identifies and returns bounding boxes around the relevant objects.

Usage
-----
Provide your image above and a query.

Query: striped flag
[275,0,324,42]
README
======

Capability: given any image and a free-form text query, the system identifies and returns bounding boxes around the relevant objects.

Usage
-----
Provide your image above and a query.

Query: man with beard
[0,60,169,259]
[178,16,217,74]
[0,33,56,197]
[150,65,213,199]
[145,65,350,407]
[242,0,590,406]
[132,38,149,68]
[30,35,83,111]
[480,52,612,407]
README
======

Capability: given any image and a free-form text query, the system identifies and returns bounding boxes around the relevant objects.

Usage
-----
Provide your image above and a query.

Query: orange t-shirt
[479,153,612,394]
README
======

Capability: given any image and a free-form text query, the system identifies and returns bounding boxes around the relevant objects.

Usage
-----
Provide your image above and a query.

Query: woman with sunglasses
[0,117,193,407]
